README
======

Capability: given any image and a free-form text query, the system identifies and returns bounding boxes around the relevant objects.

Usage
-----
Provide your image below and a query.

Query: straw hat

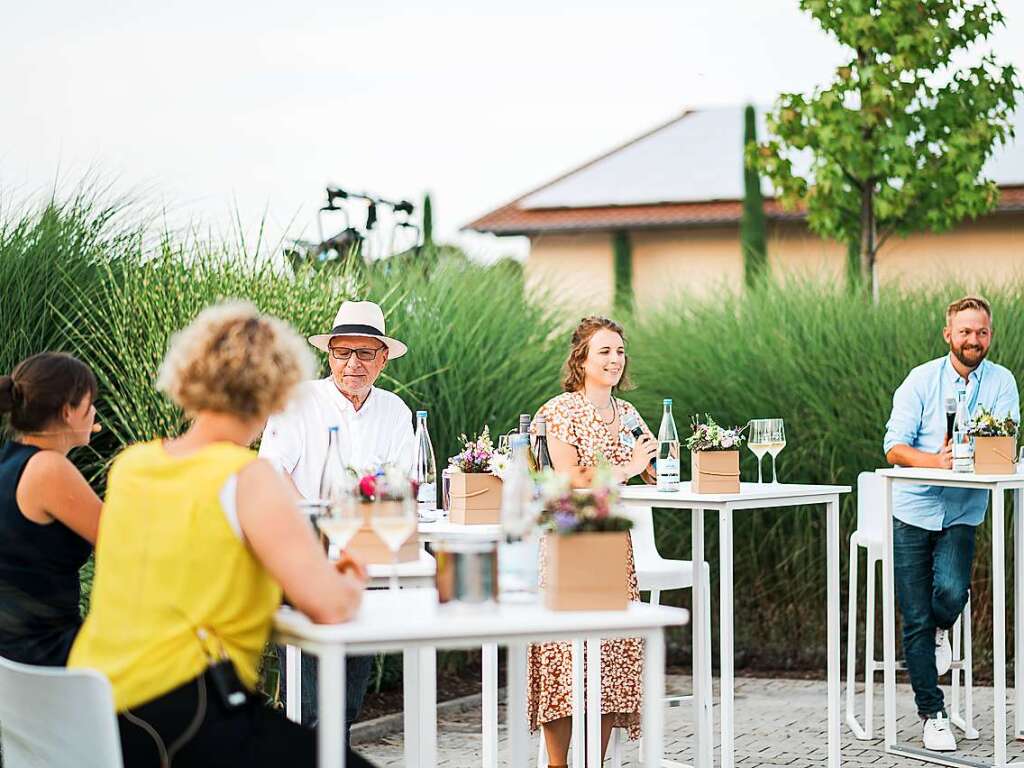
[307,301,408,358]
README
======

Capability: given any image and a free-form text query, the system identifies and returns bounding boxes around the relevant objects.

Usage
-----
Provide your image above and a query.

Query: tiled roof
[467,187,1024,236]
[465,106,1024,236]
[466,200,793,235]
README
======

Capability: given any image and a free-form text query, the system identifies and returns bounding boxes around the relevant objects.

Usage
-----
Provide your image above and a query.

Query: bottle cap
[663,398,672,405]
[328,425,340,433]
[417,410,428,418]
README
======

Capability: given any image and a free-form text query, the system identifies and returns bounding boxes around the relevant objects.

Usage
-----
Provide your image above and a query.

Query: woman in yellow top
[69,302,374,768]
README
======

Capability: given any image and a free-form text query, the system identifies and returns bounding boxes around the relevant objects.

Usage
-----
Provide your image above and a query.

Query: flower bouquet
[447,427,508,525]
[967,406,1018,475]
[686,414,745,493]
[536,463,633,611]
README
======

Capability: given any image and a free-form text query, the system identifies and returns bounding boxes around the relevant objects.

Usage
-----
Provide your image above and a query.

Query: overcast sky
[2,0,1022,261]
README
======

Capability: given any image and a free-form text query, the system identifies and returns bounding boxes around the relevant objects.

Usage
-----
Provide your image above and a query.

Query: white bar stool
[536,505,712,767]
[846,472,977,740]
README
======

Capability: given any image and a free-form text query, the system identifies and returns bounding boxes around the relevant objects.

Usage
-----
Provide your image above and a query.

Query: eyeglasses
[329,345,386,362]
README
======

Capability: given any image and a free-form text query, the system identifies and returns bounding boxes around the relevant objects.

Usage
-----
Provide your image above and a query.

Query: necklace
[586,394,617,425]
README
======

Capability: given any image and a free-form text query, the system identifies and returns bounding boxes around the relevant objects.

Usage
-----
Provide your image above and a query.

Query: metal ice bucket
[434,538,499,608]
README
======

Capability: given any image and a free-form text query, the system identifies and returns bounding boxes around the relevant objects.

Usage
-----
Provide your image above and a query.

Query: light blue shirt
[883,354,1020,530]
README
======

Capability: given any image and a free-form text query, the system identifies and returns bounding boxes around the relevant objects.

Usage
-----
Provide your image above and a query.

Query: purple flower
[554,511,578,533]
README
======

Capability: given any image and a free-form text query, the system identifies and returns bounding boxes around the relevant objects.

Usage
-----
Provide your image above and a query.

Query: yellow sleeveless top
[69,440,283,711]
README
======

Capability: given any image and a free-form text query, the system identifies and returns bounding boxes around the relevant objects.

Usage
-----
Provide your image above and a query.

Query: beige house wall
[525,232,613,311]
[878,214,1024,288]
[523,213,1024,312]
[630,227,743,305]
[767,221,846,282]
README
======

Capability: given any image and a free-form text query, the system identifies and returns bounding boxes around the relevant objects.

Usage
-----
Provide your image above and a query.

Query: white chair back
[621,505,661,564]
[856,471,886,543]
[0,656,124,768]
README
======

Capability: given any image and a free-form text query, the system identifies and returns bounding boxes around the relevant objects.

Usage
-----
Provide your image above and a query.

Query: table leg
[572,639,585,768]
[482,643,498,768]
[586,637,602,768]
[319,647,346,768]
[405,651,421,768]
[507,642,529,767]
[643,628,666,768]
[286,644,301,723]
[882,476,897,752]
[993,489,1008,768]
[692,506,712,768]
[826,495,841,768]
[420,647,437,767]
[719,507,734,768]
[1015,488,1023,740]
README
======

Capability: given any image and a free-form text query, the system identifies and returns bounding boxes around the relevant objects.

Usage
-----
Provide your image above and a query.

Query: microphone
[622,412,656,468]
[944,397,957,441]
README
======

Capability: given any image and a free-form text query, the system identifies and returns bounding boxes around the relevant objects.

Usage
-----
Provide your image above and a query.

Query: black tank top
[0,441,92,666]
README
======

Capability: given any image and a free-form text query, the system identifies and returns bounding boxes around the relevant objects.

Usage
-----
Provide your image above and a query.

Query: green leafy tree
[741,104,768,287]
[751,0,1021,301]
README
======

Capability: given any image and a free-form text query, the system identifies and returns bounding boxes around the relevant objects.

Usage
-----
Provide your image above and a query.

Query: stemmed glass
[766,418,786,484]
[747,420,771,484]
[369,468,417,592]
[316,468,362,560]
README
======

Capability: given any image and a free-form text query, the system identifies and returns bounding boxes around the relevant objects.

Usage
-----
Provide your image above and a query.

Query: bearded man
[883,295,1020,752]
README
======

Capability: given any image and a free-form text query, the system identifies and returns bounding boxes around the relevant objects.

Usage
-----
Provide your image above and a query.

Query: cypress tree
[612,230,634,315]
[741,104,768,287]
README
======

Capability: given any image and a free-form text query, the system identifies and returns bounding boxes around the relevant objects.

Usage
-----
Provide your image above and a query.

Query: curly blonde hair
[561,315,633,393]
[157,301,315,420]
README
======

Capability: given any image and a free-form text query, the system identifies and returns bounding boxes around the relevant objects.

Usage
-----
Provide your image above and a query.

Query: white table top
[274,589,688,653]
[618,481,850,505]
[877,466,1024,486]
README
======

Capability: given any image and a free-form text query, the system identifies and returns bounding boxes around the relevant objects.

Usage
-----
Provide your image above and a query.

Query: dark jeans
[276,645,374,738]
[118,668,376,767]
[893,518,976,718]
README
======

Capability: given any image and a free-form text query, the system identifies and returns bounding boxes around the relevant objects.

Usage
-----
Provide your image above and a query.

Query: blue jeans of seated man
[275,645,375,741]
[892,518,976,719]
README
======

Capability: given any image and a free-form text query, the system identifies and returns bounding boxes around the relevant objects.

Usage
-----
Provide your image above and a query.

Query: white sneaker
[935,628,952,676]
[923,713,957,752]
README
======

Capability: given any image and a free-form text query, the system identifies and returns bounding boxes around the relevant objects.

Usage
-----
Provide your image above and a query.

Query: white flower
[720,435,734,449]
[488,453,511,479]
[447,464,463,474]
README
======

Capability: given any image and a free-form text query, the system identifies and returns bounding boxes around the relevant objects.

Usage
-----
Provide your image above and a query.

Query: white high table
[618,481,849,768]
[877,467,1024,768]
[274,589,689,768]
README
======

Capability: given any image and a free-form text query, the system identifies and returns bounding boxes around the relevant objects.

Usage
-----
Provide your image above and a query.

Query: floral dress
[527,391,654,740]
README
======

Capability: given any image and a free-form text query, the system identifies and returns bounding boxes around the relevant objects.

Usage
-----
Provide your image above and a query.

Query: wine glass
[317,469,362,560]
[369,468,417,592]
[766,418,786,484]
[747,419,772,484]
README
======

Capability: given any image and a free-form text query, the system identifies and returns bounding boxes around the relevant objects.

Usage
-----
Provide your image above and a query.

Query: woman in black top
[0,352,102,665]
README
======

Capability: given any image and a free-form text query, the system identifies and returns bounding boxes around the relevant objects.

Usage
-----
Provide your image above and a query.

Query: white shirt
[258,378,415,501]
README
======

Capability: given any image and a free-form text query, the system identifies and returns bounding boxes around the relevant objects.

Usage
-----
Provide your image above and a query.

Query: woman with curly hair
[69,302,374,768]
[528,316,657,767]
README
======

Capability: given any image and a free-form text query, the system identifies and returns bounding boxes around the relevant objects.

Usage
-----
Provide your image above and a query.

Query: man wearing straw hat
[883,295,1019,752]
[259,299,414,740]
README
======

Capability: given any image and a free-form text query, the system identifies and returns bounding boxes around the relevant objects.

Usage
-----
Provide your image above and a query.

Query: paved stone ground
[355,675,1024,767]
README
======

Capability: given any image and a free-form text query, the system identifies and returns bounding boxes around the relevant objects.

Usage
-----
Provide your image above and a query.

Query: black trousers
[117,669,376,768]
